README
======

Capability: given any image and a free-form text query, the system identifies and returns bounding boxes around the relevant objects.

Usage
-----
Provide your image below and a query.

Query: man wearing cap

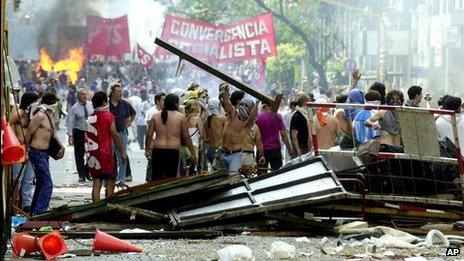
[26,92,65,216]
[214,83,259,174]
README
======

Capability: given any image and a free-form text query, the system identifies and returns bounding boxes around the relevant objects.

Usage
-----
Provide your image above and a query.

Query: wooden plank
[316,204,461,220]
[154,38,282,112]
[31,173,230,221]
[29,230,222,239]
[105,203,168,222]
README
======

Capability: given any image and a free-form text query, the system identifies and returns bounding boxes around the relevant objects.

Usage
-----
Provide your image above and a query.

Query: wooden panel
[398,110,440,157]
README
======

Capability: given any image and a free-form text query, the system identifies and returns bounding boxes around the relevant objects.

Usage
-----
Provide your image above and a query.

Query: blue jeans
[28,149,53,216]
[11,161,35,207]
[213,150,243,173]
[113,131,128,184]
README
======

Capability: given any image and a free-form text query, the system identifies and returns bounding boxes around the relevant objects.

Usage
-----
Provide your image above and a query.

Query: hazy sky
[7,0,166,59]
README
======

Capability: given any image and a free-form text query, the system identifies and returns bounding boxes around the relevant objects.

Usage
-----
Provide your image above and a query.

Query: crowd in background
[8,59,464,217]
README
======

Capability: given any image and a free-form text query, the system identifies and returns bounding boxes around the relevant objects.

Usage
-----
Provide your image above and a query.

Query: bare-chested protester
[9,91,40,213]
[145,94,197,181]
[204,98,226,165]
[214,83,259,174]
[26,92,65,216]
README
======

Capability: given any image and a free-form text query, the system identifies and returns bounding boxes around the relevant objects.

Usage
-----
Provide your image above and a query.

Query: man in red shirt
[86,91,127,202]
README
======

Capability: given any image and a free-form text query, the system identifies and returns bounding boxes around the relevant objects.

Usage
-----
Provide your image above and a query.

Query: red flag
[137,44,154,69]
[87,15,130,56]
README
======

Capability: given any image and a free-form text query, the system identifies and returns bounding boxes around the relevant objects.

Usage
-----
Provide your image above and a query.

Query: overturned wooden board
[31,173,230,221]
[29,230,222,239]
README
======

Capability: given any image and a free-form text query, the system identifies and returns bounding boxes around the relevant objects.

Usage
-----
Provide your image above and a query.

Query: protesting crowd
[8,60,464,218]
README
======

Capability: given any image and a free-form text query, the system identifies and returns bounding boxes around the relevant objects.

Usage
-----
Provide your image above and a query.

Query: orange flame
[37,47,85,84]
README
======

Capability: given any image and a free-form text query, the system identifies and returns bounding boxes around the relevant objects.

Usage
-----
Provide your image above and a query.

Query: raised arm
[351,69,362,89]
[245,100,260,128]
[218,85,235,116]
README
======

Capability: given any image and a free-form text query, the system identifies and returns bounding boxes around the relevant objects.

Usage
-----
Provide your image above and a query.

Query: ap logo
[446,248,460,256]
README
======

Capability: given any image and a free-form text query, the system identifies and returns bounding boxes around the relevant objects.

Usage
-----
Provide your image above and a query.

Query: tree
[266,43,304,87]
[254,0,340,91]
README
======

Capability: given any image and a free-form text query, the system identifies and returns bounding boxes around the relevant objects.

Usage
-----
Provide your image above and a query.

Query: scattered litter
[319,237,335,255]
[241,231,251,235]
[38,226,53,233]
[217,245,254,261]
[119,228,151,233]
[423,229,449,247]
[383,250,395,256]
[336,221,368,234]
[404,257,427,261]
[270,241,295,259]
[295,237,310,243]
[299,252,313,256]
[11,215,27,228]
[365,244,376,254]
[373,235,417,249]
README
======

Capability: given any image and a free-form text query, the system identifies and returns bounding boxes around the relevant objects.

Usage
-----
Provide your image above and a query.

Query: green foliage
[266,43,304,86]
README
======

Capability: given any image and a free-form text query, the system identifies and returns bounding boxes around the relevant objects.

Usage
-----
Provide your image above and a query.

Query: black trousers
[263,148,283,171]
[73,128,88,179]
[151,148,179,181]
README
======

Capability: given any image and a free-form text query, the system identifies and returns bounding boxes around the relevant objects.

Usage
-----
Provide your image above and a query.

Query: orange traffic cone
[11,232,39,257]
[1,116,25,165]
[37,231,68,260]
[92,229,142,253]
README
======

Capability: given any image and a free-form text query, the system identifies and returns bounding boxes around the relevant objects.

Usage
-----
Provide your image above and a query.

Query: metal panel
[170,156,347,226]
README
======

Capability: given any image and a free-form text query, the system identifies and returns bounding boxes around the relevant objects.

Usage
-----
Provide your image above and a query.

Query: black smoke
[37,0,102,59]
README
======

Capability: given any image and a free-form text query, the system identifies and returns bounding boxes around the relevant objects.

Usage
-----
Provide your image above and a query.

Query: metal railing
[305,102,464,207]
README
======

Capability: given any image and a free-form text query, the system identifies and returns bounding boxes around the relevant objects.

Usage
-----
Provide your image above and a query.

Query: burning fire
[37,47,85,84]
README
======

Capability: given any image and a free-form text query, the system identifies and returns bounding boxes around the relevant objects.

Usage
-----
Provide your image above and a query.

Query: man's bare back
[334,108,351,135]
[313,115,339,149]
[151,110,185,150]
[9,109,29,145]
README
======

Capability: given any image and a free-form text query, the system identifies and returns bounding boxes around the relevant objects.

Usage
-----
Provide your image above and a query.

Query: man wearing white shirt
[135,90,151,150]
[68,88,94,182]
[435,96,464,159]
[145,92,165,181]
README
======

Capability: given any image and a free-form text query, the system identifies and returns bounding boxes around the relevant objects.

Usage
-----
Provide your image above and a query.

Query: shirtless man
[26,92,65,216]
[9,91,40,213]
[204,98,226,165]
[214,83,259,174]
[145,93,197,180]
[312,99,339,149]
[365,90,404,147]
[241,124,265,174]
